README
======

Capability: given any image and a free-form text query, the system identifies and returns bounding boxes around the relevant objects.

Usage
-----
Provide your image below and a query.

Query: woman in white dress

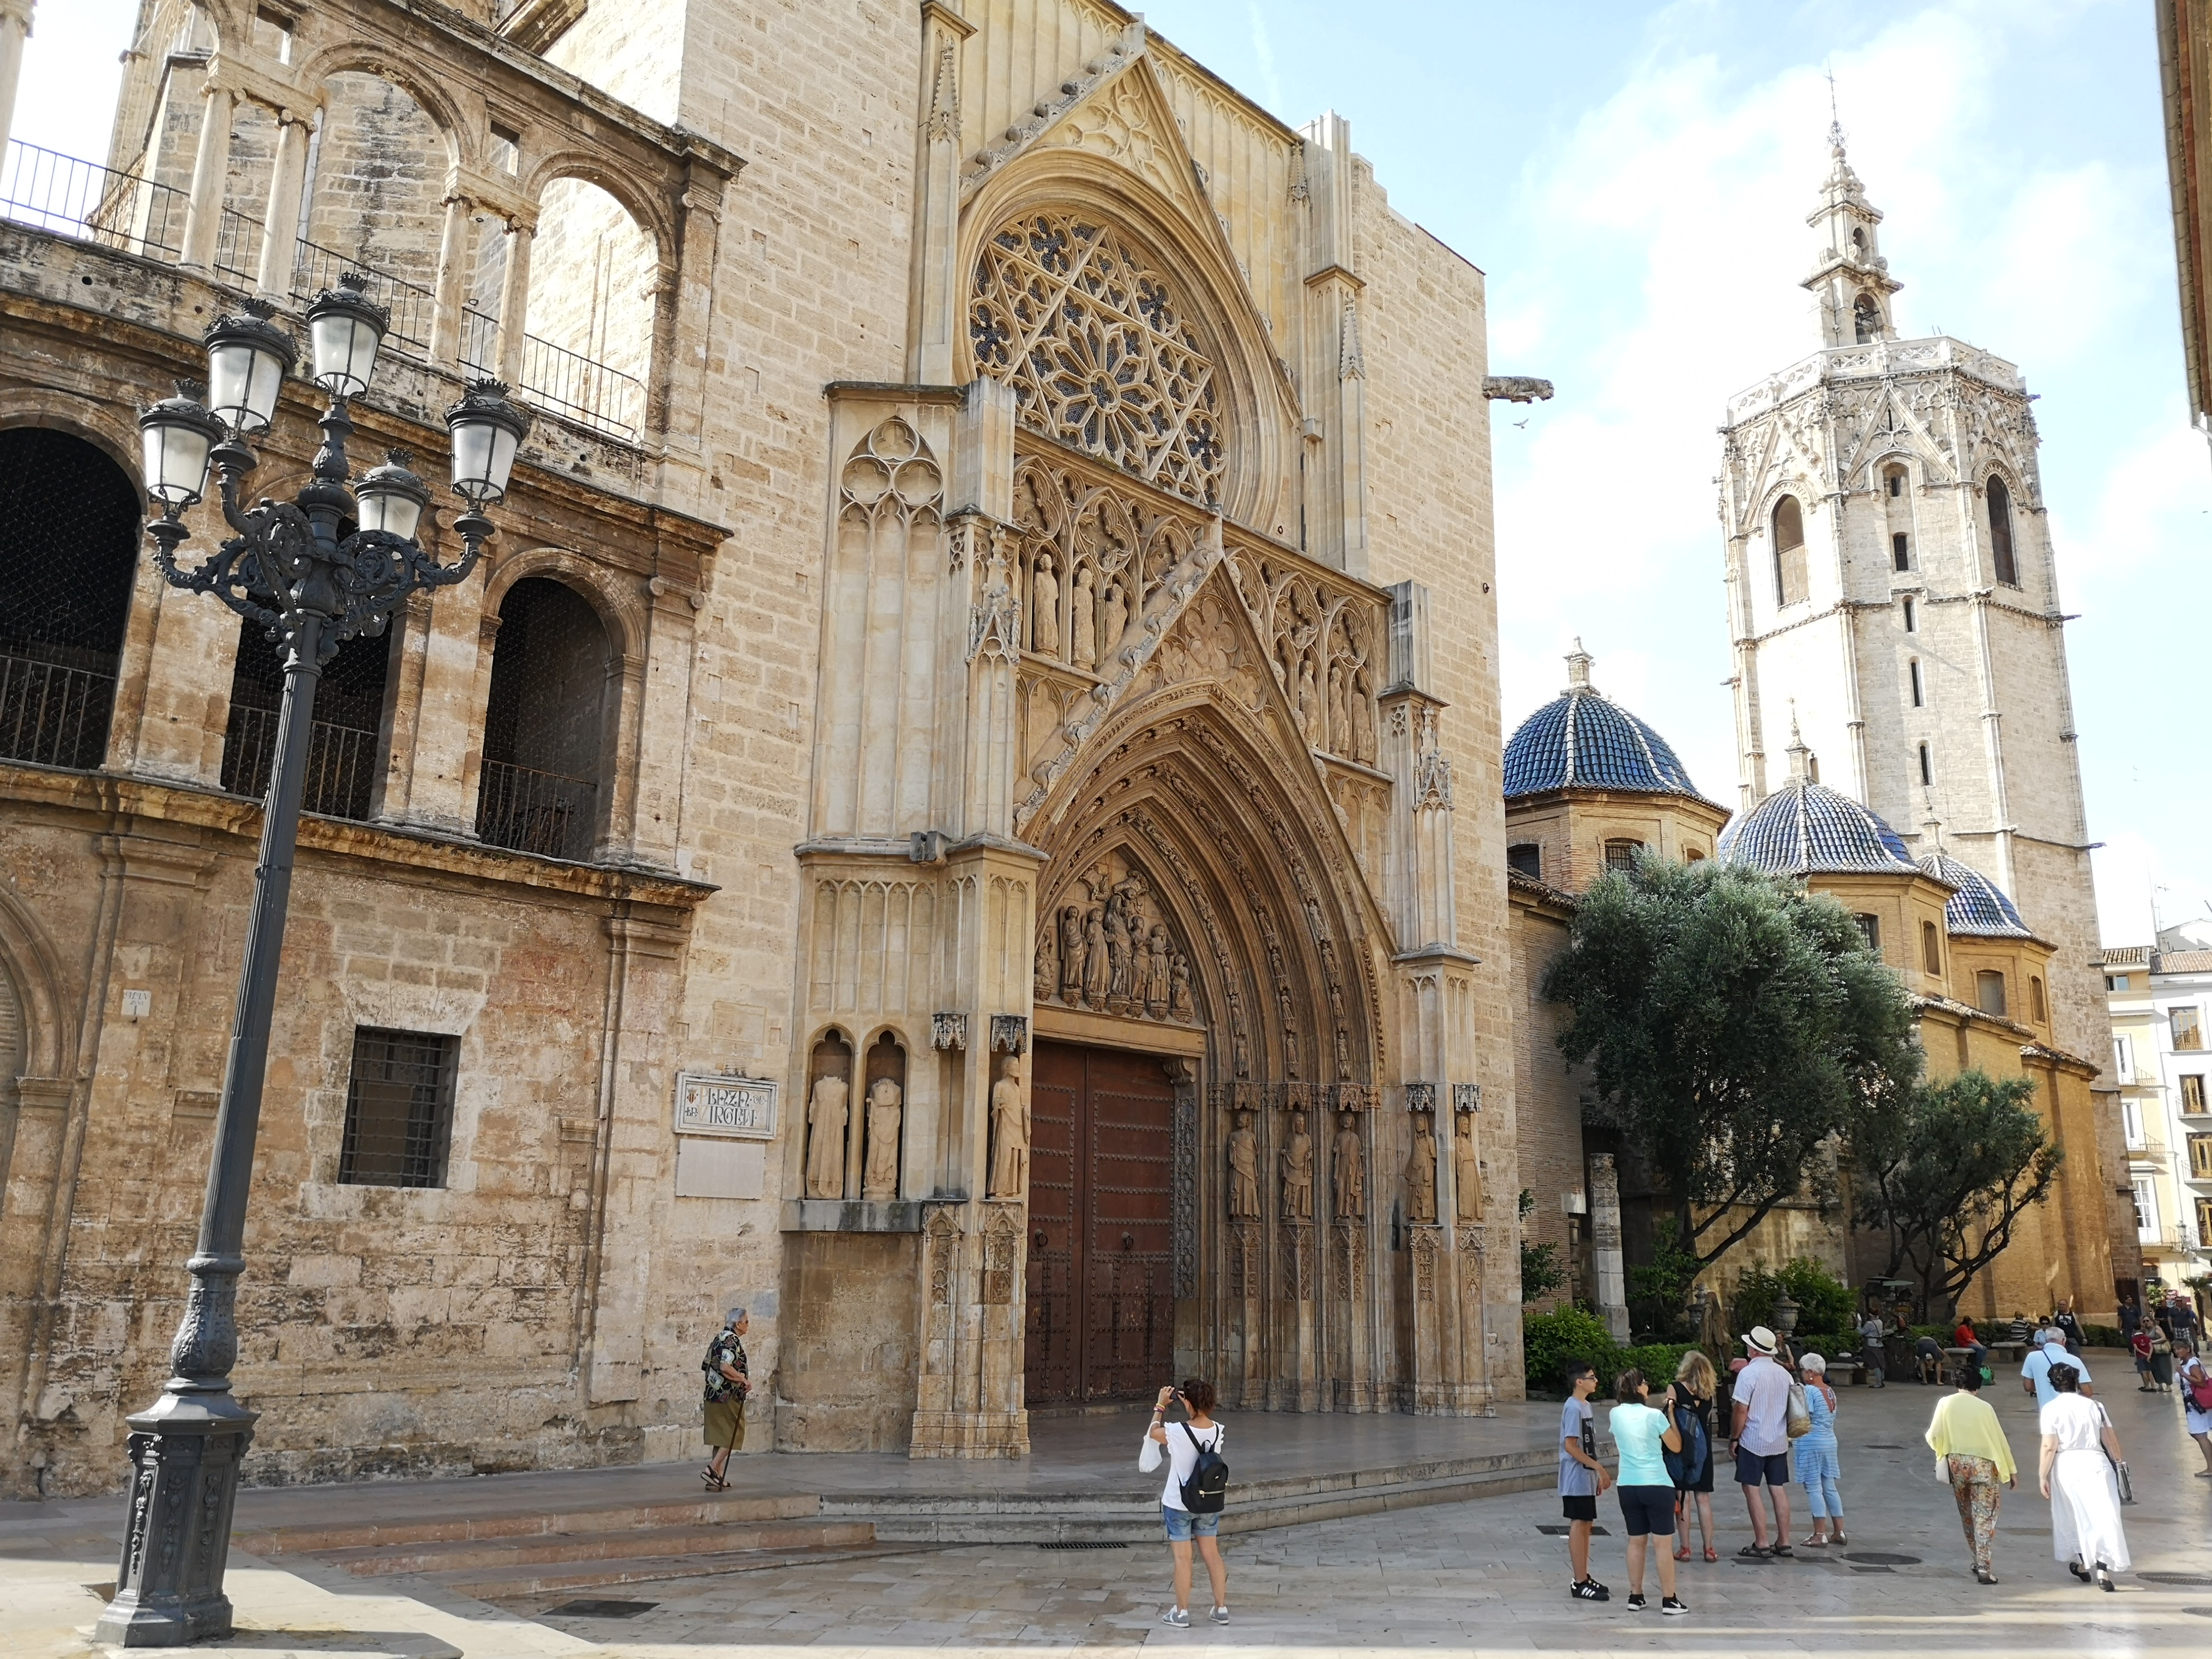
[2177,1337,2212,1477]
[2037,1361,2128,1590]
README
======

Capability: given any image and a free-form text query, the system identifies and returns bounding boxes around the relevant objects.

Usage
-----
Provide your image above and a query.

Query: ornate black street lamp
[95,275,530,1647]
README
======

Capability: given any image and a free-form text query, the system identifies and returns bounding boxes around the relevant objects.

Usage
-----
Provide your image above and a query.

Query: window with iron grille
[477,576,609,861]
[339,1026,459,1187]
[1602,838,1643,874]
[1506,842,1541,880]
[0,429,140,771]
[1854,913,1880,954]
[220,613,394,817]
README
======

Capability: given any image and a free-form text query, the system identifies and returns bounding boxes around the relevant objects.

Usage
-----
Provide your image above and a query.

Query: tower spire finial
[1785,702,1814,783]
[1564,638,1593,693]
[1826,62,1844,153]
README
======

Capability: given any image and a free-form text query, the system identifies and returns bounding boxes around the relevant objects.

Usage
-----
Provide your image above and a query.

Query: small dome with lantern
[1718,721,1920,876]
[1919,850,2033,938]
[1503,643,1709,800]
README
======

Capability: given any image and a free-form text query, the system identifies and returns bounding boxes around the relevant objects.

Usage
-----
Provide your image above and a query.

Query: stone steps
[236,1492,818,1556]
[299,1516,876,1577]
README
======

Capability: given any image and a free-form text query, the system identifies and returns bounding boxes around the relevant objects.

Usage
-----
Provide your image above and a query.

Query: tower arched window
[1918,743,1933,787]
[477,576,612,861]
[1909,659,1924,707]
[1772,496,1808,608]
[1853,293,1882,343]
[1902,597,1917,633]
[0,429,139,770]
[1986,476,2019,587]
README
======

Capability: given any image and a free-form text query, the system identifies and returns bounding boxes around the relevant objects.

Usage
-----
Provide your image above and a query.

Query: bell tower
[1718,128,2113,1085]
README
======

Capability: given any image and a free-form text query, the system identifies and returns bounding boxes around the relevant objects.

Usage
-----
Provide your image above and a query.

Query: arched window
[0,430,139,770]
[1903,597,1917,633]
[1986,476,2019,586]
[1885,465,1906,499]
[2031,976,2048,1024]
[477,576,611,861]
[1891,531,1910,572]
[1918,743,1933,787]
[1975,970,2008,1018]
[1772,496,1808,608]
[1922,920,1943,977]
[222,615,394,818]
[1853,293,1882,343]
[1909,659,1924,707]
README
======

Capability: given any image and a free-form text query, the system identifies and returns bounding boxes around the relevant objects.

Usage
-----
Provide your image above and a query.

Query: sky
[16,0,2210,945]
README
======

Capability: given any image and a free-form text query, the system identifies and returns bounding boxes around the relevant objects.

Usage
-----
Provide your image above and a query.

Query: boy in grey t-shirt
[1558,1360,1611,1601]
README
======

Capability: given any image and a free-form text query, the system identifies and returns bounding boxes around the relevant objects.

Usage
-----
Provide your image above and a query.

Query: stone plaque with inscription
[674,1073,778,1141]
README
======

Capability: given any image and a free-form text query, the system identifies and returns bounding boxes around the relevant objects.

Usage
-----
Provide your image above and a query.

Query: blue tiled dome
[1503,646,1704,799]
[1920,851,2032,938]
[1718,778,1920,876]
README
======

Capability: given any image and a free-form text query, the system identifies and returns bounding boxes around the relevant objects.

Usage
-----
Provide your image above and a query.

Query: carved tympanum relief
[1011,452,1204,680]
[971,211,1226,506]
[1034,849,1198,1027]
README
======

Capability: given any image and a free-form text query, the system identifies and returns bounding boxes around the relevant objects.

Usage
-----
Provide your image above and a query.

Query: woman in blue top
[1608,1370,1690,1615]
[1796,1352,1847,1546]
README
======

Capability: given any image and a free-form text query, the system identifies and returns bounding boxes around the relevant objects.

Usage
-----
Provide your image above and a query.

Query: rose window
[971,212,1226,506]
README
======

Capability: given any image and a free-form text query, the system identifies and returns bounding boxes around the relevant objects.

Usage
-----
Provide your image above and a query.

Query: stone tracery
[972,212,1226,505]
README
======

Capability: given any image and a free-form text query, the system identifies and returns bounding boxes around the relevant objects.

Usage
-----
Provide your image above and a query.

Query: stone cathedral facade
[0,0,1516,1496]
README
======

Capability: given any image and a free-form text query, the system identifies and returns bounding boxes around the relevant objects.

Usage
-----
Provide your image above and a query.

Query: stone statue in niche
[1034,923,1058,1003]
[1101,578,1128,663]
[1332,1112,1365,1219]
[1032,552,1060,656]
[1350,665,1375,765]
[1058,905,1087,1002]
[1280,1111,1314,1221]
[1169,954,1195,1020]
[1454,1110,1485,1222]
[861,1076,903,1200]
[1226,1110,1260,1220]
[1404,1114,1438,1224]
[1081,908,1109,1006]
[1070,565,1097,670]
[988,1054,1029,1200]
[1327,662,1350,755]
[1103,899,1132,1004]
[1144,925,1171,1016]
[804,1069,850,1199]
[1296,654,1320,738]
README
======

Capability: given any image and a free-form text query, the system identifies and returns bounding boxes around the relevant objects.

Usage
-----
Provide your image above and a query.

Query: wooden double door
[1023,1040,1176,1405]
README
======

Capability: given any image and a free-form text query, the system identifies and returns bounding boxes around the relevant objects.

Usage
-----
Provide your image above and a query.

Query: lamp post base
[93,1388,258,1648]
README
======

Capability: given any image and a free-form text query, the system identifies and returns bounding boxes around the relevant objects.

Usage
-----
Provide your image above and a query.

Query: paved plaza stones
[3,1365,2207,1656]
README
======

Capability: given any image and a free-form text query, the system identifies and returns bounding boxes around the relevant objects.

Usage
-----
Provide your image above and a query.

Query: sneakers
[1662,1597,1689,1616]
[1626,1593,1647,1611]
[1161,1608,1191,1628]
[1209,1607,1230,1624]
[1569,1578,1610,1602]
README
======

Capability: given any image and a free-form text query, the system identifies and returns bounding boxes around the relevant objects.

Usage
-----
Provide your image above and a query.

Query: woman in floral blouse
[702,1307,750,1491]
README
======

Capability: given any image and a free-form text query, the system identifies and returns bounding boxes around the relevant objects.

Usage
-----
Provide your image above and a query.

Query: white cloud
[1246,3,1287,115]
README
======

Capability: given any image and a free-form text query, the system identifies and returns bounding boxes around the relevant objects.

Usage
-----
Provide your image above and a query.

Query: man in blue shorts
[1728,1326,1795,1557]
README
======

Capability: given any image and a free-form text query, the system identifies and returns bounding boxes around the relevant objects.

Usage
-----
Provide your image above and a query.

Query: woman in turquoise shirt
[1609,1370,1689,1615]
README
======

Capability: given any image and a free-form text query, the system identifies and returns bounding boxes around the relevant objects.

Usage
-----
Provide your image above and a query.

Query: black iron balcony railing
[221,702,381,820]
[476,758,597,861]
[0,647,116,770]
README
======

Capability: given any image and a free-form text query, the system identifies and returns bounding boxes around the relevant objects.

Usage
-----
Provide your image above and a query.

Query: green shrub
[1612,1342,1700,1394]
[2080,1324,2123,1349]
[1521,1307,1617,1391]
[1733,1259,1854,1334]
[1792,1331,1861,1359]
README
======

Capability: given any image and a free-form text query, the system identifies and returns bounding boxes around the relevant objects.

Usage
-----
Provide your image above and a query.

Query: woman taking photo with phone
[1141,1379,1229,1627]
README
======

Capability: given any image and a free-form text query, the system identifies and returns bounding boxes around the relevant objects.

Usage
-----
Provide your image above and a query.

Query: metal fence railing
[220,702,381,820]
[6,140,650,442]
[476,758,596,861]
[0,649,116,771]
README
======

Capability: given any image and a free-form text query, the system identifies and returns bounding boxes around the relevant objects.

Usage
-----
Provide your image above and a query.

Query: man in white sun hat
[1729,1325,1796,1558]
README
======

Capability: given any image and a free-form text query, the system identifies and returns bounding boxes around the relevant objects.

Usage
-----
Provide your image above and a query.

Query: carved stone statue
[1350,666,1375,764]
[1404,1115,1438,1224]
[804,1071,850,1199]
[1058,904,1086,1002]
[1103,900,1132,1004]
[1226,1110,1260,1220]
[1101,578,1128,663]
[988,1055,1029,1200]
[1033,924,1058,1003]
[1144,925,1171,1015]
[1453,1110,1485,1222]
[861,1076,903,1200]
[1332,1112,1365,1219]
[1280,1111,1314,1221]
[1070,565,1097,670]
[1081,907,1108,1006]
[1296,654,1320,736]
[1327,662,1350,756]
[1032,552,1060,656]
[1168,954,1195,1021]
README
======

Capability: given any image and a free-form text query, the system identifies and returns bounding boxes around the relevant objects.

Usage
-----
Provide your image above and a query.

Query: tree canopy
[1850,1068,2061,1319]
[1539,856,1922,1268]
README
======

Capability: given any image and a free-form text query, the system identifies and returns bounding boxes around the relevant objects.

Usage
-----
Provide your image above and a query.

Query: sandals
[1800,1535,1828,1548]
[700,1466,729,1492]
[1831,1531,1847,1546]
[1673,1545,1691,1561]
[1704,1546,1719,1563]
[1770,1545,1796,1558]
[1738,1544,1773,1559]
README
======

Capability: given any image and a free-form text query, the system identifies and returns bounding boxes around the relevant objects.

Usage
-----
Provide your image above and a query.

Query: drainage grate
[546,1600,660,1618]
[1850,1565,1894,1575]
[1039,1541,1130,1551]
[1537,1524,1610,1536]
[1861,1443,1905,1449]
[2141,1573,2212,1588]
[1843,1553,1921,1566]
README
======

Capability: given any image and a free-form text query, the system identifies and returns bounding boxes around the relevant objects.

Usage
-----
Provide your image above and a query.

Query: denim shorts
[1162,1503,1221,1541]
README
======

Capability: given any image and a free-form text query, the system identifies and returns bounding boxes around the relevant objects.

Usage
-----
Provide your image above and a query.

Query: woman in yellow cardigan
[1924,1360,2019,1583]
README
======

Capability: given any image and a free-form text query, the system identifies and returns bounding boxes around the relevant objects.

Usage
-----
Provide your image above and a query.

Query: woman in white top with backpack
[1141,1377,1229,1628]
